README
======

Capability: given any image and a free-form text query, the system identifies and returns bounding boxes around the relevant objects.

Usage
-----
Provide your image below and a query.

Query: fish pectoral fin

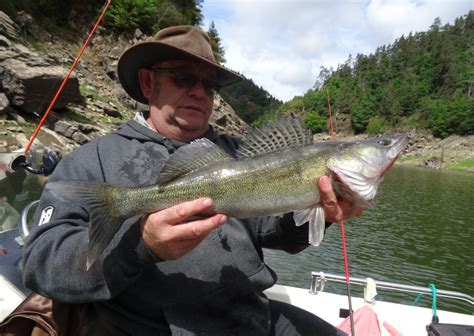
[293,206,326,246]
[309,206,326,246]
[293,208,312,226]
[159,138,233,184]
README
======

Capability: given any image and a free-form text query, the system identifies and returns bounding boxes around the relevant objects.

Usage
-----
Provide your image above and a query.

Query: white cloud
[366,0,472,44]
[203,0,472,102]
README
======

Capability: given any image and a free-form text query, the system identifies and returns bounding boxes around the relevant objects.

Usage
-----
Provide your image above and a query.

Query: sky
[202,0,473,102]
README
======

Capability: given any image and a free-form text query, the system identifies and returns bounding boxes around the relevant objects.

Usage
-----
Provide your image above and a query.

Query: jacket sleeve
[247,213,308,254]
[250,213,333,254]
[21,144,157,304]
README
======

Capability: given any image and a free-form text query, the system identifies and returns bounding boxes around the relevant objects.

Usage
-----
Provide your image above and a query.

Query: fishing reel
[10,150,61,176]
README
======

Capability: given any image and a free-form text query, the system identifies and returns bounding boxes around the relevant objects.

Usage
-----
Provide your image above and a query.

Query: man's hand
[318,176,366,223]
[140,198,227,260]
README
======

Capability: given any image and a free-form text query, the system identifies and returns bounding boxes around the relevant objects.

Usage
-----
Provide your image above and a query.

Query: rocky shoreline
[3,114,472,173]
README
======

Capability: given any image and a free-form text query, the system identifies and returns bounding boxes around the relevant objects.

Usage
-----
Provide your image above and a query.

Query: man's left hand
[318,176,366,223]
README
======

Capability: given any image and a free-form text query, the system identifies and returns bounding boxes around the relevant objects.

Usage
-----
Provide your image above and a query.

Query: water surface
[264,166,474,314]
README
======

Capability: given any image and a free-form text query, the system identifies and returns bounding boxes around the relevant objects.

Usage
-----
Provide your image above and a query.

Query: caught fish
[46,118,408,269]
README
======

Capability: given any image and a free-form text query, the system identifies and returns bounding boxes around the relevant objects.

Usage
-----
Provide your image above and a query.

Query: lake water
[264,166,474,314]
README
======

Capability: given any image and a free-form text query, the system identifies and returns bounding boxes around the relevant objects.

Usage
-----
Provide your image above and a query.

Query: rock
[6,126,21,132]
[39,127,70,149]
[8,111,26,124]
[16,133,43,152]
[64,125,77,139]
[53,120,74,136]
[15,11,51,41]
[0,35,12,49]
[51,119,93,145]
[209,94,248,137]
[0,92,12,115]
[134,28,144,40]
[0,119,17,127]
[104,59,118,81]
[71,131,90,145]
[114,86,139,110]
[0,11,84,116]
[78,124,99,134]
[93,100,122,118]
[0,11,20,40]
[0,57,84,114]
[425,156,442,169]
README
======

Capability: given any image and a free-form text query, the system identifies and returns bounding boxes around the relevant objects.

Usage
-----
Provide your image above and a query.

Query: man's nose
[188,80,212,97]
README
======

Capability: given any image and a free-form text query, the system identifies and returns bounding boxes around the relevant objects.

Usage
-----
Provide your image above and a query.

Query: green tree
[173,0,203,26]
[351,94,378,133]
[220,76,281,125]
[304,111,327,133]
[207,21,226,63]
[105,0,157,34]
[366,116,386,135]
[276,10,473,137]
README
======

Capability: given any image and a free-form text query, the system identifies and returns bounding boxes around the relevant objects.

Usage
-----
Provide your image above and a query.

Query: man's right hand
[140,198,227,260]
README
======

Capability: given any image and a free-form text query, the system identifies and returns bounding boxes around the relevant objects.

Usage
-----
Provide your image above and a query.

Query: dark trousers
[87,299,346,335]
[269,299,347,336]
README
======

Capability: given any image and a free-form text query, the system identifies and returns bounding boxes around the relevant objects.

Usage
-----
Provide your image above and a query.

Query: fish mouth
[387,134,409,159]
[378,134,409,180]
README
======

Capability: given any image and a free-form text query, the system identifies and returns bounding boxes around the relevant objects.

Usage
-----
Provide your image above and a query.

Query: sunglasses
[152,67,220,94]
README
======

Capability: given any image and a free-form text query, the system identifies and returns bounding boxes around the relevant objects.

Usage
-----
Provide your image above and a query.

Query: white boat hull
[265,284,474,335]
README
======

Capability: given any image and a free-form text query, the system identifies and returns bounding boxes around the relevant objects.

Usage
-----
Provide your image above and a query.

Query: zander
[46,118,408,269]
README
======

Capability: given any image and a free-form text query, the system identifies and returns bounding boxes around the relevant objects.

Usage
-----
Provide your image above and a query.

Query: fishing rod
[10,0,112,176]
[327,89,355,336]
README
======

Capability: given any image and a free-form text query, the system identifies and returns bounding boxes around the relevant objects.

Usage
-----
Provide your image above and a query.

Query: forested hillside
[0,0,279,126]
[268,11,473,138]
[1,2,471,137]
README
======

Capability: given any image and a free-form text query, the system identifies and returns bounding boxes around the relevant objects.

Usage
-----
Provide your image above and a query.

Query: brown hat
[117,25,243,104]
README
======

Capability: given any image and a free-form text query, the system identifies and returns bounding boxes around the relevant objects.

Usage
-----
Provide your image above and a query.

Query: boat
[1,219,473,334]
[264,272,474,335]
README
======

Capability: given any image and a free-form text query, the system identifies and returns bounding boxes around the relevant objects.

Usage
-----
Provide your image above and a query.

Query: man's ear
[138,68,154,99]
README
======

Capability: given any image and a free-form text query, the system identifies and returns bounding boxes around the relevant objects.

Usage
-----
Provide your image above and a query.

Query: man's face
[139,60,218,142]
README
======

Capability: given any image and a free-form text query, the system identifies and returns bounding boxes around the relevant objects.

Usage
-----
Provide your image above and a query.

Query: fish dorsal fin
[237,118,312,158]
[159,138,232,184]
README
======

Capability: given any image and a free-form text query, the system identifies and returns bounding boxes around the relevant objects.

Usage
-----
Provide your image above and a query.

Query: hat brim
[117,41,243,104]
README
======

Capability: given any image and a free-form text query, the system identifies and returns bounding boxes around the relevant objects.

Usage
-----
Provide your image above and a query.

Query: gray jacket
[22,120,310,335]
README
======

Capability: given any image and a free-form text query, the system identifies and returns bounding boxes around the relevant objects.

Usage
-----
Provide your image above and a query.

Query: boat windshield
[0,151,47,234]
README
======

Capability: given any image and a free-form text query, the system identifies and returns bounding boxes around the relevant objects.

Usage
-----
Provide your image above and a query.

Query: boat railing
[20,199,39,239]
[310,271,474,306]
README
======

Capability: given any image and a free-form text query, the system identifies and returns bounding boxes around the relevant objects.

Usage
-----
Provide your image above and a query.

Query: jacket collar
[115,118,219,150]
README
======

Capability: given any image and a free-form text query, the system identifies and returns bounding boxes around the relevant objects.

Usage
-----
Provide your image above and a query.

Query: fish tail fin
[45,181,125,270]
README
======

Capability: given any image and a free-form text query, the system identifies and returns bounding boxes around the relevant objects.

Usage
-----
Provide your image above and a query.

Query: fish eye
[377,139,391,146]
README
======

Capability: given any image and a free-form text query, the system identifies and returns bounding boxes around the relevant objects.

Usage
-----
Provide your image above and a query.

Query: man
[22,26,360,335]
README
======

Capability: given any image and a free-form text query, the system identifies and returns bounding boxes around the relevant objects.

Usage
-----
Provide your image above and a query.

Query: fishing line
[327,90,355,336]
[23,0,112,156]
